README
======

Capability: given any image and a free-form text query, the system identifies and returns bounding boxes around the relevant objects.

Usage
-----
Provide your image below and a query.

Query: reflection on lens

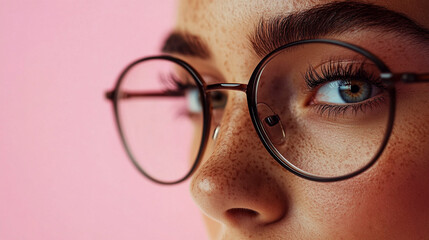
[255,42,392,179]
[116,58,203,183]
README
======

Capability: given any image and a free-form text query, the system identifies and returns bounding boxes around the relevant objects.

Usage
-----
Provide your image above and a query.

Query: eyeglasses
[105,39,429,184]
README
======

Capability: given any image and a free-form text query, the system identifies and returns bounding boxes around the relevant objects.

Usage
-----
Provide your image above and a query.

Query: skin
[172,0,429,239]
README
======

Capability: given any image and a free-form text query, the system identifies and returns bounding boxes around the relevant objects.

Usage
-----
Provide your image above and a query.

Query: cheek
[299,163,429,237]
[296,93,429,237]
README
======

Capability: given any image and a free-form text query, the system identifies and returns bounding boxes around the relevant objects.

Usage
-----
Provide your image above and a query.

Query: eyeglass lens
[116,59,204,183]
[255,43,391,178]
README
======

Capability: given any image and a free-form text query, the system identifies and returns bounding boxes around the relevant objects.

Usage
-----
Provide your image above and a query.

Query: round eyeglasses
[106,39,429,184]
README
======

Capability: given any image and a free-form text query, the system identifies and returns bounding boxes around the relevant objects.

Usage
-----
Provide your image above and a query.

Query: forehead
[174,0,309,79]
[174,0,427,80]
[176,0,427,30]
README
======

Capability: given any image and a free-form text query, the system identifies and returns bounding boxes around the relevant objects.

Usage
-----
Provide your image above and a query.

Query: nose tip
[191,160,288,228]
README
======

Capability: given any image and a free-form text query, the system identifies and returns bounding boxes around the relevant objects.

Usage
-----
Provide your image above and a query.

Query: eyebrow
[161,31,211,59]
[250,1,429,57]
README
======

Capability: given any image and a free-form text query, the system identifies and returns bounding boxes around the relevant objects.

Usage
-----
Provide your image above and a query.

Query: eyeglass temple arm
[105,83,248,100]
[105,90,185,101]
[386,73,429,83]
[105,73,429,100]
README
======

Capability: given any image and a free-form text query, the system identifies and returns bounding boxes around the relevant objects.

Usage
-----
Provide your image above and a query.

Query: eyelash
[160,73,199,118]
[304,61,387,117]
[309,98,386,118]
[160,73,196,93]
[161,73,228,111]
[304,60,383,88]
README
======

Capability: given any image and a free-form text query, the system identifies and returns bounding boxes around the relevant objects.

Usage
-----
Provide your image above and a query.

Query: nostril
[227,208,259,217]
[226,208,259,225]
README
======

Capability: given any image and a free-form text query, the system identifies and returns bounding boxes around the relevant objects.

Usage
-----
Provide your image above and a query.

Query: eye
[314,79,383,104]
[210,91,228,109]
[186,88,203,113]
[160,73,203,116]
[185,88,228,114]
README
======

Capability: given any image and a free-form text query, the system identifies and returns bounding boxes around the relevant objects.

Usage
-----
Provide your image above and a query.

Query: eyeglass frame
[106,38,429,185]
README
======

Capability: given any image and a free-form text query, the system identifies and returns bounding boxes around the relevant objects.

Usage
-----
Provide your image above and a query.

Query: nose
[190,93,289,229]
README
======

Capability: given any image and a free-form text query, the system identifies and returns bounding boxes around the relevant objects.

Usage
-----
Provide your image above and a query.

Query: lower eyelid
[308,95,387,118]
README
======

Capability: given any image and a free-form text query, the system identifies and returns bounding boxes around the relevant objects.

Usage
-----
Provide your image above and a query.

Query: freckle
[214,37,220,44]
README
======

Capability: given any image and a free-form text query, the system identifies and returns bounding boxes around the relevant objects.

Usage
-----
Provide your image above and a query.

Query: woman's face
[170,0,429,239]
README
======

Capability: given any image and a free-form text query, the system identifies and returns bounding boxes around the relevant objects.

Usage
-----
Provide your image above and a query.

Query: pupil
[350,85,360,93]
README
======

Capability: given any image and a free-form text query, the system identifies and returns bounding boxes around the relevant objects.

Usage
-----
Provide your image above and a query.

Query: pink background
[0,1,208,239]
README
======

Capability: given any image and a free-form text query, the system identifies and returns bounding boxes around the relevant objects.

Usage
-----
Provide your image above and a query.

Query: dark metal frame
[106,39,429,184]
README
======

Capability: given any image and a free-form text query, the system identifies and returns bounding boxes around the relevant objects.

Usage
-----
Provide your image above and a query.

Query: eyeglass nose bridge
[204,83,286,144]
[204,83,248,141]
[206,83,248,92]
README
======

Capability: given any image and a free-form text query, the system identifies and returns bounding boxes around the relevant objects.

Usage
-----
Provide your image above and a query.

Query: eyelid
[168,55,224,84]
[201,74,223,84]
[311,58,376,74]
[314,59,366,68]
